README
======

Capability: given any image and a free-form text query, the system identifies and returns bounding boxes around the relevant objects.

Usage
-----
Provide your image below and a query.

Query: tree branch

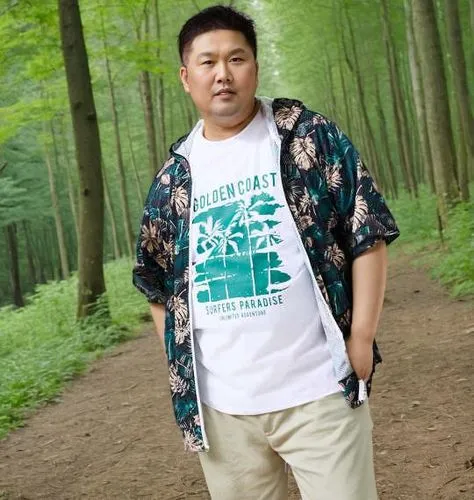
[0,162,7,176]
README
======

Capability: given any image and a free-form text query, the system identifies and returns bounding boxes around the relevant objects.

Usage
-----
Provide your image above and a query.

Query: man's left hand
[345,336,374,382]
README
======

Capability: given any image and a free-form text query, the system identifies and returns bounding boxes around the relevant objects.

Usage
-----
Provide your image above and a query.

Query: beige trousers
[198,393,378,500]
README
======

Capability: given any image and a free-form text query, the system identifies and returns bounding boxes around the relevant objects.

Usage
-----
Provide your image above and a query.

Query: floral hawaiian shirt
[132,97,400,452]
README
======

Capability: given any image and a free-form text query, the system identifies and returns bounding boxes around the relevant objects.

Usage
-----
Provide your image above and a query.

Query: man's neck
[202,100,260,141]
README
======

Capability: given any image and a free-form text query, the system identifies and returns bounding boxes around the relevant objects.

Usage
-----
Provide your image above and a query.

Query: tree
[405,0,435,192]
[58,0,107,319]
[100,8,135,256]
[381,0,418,198]
[444,0,472,201]
[412,0,460,228]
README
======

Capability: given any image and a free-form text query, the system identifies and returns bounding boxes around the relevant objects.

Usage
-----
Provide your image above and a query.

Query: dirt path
[0,253,473,500]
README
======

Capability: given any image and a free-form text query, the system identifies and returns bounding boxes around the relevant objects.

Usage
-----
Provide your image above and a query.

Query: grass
[388,184,474,297]
[0,258,148,439]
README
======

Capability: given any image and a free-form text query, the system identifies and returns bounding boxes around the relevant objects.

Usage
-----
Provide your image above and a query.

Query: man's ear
[255,60,259,86]
[180,66,190,93]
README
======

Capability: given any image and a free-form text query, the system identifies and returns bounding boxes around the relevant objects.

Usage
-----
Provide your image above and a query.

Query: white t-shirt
[189,106,340,414]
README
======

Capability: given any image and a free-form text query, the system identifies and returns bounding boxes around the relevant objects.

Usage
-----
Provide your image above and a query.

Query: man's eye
[202,60,213,65]
[230,57,243,62]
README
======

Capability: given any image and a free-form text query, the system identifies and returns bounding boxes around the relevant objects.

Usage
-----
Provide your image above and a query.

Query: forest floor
[0,251,473,500]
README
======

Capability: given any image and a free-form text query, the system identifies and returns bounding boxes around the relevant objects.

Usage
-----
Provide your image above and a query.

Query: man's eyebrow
[196,48,248,58]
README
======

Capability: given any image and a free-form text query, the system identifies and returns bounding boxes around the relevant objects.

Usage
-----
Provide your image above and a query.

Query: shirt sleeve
[132,176,169,304]
[325,121,400,259]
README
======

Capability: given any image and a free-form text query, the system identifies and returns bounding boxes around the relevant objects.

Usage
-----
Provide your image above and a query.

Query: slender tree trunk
[154,0,167,163]
[380,0,418,198]
[101,14,135,256]
[471,0,474,81]
[58,115,79,240]
[137,14,159,178]
[412,0,460,228]
[59,0,107,319]
[102,160,121,260]
[399,51,423,184]
[184,94,195,130]
[339,53,353,136]
[326,53,338,120]
[444,0,472,201]
[36,223,48,284]
[169,84,176,141]
[5,224,24,307]
[342,12,383,190]
[375,77,398,199]
[22,220,37,285]
[123,106,144,207]
[44,121,70,279]
[405,0,436,192]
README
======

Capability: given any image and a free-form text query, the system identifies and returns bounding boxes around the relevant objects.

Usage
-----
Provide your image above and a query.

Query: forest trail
[0,252,472,500]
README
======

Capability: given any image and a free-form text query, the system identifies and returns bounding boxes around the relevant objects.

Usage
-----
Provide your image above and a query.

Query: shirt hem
[200,386,342,416]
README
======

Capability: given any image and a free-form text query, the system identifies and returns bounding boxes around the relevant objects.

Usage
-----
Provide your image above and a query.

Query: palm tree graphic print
[193,192,291,303]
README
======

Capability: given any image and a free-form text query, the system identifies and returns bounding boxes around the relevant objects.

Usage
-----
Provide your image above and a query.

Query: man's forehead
[189,30,252,56]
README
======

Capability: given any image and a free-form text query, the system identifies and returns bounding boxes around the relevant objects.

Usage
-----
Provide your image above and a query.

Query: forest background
[0,0,473,439]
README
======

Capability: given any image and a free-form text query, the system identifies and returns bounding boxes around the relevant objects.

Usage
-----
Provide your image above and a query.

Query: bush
[0,258,148,438]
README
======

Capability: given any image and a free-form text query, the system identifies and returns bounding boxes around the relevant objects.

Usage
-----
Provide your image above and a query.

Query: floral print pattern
[133,98,400,452]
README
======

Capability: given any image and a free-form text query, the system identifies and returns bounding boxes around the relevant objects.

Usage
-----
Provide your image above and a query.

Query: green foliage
[431,202,474,296]
[389,185,474,297]
[0,258,148,439]
[388,184,439,247]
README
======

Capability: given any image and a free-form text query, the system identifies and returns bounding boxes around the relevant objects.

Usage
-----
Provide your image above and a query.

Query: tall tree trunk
[380,0,418,198]
[5,223,24,308]
[412,0,460,228]
[58,114,80,239]
[444,0,472,201]
[123,105,144,207]
[471,0,474,74]
[342,11,384,191]
[154,0,167,163]
[36,223,48,284]
[22,220,37,285]
[137,13,159,177]
[102,160,121,260]
[326,53,338,120]
[59,0,107,319]
[101,13,135,256]
[338,51,353,136]
[405,0,436,192]
[374,77,398,199]
[184,94,196,130]
[44,121,70,279]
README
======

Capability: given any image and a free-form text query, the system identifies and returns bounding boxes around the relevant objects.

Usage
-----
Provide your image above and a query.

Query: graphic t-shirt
[190,106,340,414]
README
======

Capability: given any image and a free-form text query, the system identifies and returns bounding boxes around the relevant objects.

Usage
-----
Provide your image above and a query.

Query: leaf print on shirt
[171,185,189,216]
[274,105,301,130]
[140,221,158,253]
[290,136,316,171]
[352,194,369,232]
[326,163,343,193]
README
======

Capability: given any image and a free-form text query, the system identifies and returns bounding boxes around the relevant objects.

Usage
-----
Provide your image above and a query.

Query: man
[133,5,399,499]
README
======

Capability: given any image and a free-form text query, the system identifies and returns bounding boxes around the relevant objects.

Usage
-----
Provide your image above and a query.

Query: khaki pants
[198,393,378,500]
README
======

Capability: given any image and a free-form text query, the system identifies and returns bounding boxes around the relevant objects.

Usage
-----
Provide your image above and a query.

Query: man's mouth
[214,89,235,96]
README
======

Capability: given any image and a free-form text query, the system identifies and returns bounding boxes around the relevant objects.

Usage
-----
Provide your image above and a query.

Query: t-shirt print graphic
[193,192,291,303]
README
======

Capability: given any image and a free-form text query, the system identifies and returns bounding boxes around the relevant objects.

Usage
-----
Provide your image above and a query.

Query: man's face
[180,29,258,127]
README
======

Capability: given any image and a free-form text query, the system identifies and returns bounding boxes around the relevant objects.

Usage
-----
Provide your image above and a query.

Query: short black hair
[178,5,257,64]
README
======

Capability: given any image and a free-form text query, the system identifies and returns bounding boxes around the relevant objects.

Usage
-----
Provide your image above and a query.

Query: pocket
[338,371,366,409]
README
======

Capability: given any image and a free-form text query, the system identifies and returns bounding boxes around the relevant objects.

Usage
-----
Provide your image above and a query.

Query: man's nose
[215,61,232,83]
